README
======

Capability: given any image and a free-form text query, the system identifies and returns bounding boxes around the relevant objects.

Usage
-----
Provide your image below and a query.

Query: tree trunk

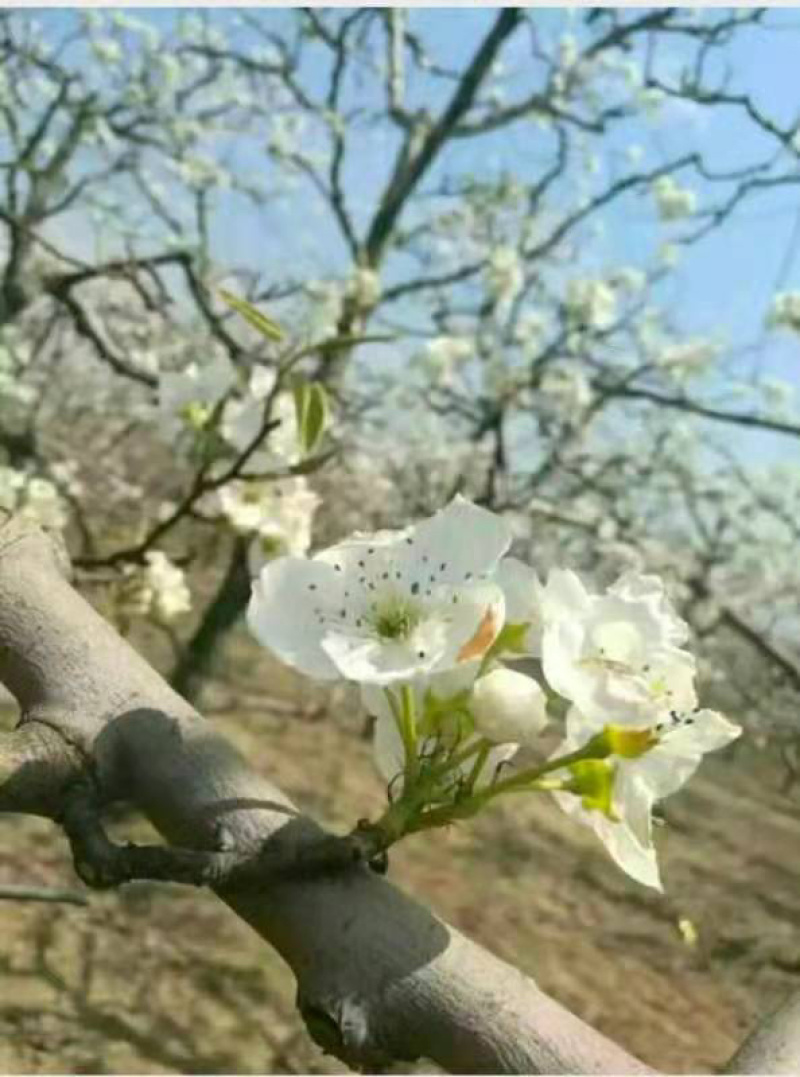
[171,535,250,703]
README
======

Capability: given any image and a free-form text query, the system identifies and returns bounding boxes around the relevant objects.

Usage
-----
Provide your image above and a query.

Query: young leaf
[292,378,329,456]
[219,289,285,342]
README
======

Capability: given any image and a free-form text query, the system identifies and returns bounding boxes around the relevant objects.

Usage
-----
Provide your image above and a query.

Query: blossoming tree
[2,7,800,1073]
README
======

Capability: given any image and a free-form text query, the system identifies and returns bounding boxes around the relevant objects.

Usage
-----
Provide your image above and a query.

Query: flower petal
[401,495,513,587]
[247,557,344,679]
[493,556,544,655]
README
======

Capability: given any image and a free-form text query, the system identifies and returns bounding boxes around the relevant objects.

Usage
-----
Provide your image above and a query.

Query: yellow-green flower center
[371,597,421,641]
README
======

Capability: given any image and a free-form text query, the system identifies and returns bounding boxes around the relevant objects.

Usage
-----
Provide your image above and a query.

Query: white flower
[564,279,617,331]
[219,475,319,553]
[91,39,123,65]
[656,338,718,376]
[767,291,800,334]
[347,267,382,309]
[362,668,517,791]
[424,336,472,384]
[539,365,593,414]
[485,246,524,309]
[247,496,511,685]
[552,704,740,889]
[652,175,697,222]
[142,551,191,622]
[471,668,548,746]
[541,569,696,725]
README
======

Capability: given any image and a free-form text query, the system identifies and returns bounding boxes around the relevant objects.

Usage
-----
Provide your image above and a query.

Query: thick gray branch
[0,514,653,1075]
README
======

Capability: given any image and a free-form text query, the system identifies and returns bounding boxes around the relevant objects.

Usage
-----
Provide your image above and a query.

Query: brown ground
[0,626,798,1075]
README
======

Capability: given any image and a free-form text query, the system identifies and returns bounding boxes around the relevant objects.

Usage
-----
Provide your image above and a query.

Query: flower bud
[470,668,548,746]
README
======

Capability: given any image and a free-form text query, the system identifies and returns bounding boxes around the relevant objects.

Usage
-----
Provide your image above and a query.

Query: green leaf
[219,288,285,342]
[292,378,329,456]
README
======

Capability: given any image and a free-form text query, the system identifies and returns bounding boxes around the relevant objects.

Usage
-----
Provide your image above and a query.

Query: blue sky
[27,8,800,463]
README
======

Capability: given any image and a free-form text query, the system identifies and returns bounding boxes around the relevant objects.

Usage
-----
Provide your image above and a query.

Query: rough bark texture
[0,515,792,1074]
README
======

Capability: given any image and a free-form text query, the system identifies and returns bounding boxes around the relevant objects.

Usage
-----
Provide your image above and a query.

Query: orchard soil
[0,625,798,1075]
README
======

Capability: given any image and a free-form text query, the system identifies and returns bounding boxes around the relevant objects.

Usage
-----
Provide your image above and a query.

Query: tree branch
[0,513,654,1075]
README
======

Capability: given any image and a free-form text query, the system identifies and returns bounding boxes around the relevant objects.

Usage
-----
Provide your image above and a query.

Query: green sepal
[563,759,617,820]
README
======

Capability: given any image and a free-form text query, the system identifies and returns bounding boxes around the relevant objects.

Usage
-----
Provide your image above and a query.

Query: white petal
[541,568,592,622]
[246,557,343,679]
[322,632,435,685]
[615,767,654,849]
[401,495,512,587]
[431,580,505,668]
[551,785,663,890]
[595,813,663,891]
[493,556,543,654]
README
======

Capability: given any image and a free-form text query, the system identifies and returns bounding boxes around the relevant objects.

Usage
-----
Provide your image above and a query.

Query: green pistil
[371,598,421,641]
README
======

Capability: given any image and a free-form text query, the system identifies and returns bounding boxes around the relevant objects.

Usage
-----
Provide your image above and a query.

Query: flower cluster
[247,497,740,889]
[767,291,800,334]
[116,550,192,624]
[564,278,617,332]
[652,175,697,222]
[157,355,319,560]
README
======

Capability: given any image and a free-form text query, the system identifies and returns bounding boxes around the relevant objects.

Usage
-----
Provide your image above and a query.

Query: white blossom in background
[767,291,800,333]
[248,496,510,685]
[564,278,617,331]
[347,266,382,310]
[513,311,548,353]
[144,551,192,621]
[91,38,123,65]
[0,468,68,530]
[655,337,719,378]
[220,475,319,556]
[117,551,191,624]
[424,336,472,386]
[652,175,697,221]
[539,365,594,416]
[485,245,524,311]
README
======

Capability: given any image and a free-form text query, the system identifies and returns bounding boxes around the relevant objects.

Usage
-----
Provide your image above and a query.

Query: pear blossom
[485,246,524,310]
[767,291,800,334]
[247,496,511,685]
[0,468,68,530]
[362,667,517,792]
[117,551,191,624]
[551,704,740,889]
[541,569,697,726]
[348,267,382,309]
[471,667,548,747]
[219,475,319,556]
[540,365,593,414]
[656,338,719,376]
[564,279,617,331]
[652,175,697,221]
